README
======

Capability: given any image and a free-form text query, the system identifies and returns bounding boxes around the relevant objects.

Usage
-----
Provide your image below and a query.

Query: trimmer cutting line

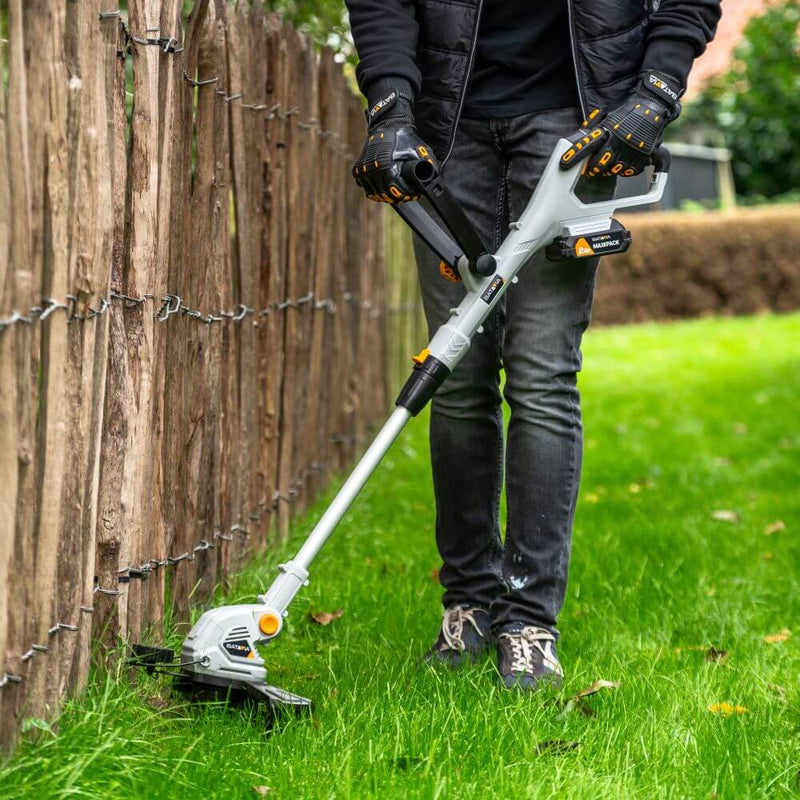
[131,138,670,718]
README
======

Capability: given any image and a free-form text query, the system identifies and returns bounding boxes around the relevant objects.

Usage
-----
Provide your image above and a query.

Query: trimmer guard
[175,669,312,713]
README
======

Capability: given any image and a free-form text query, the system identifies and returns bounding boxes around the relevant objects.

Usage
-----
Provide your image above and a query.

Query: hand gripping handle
[552,142,672,220]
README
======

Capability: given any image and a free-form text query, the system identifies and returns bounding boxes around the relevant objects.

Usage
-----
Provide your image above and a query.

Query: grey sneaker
[424,604,493,666]
[497,626,564,690]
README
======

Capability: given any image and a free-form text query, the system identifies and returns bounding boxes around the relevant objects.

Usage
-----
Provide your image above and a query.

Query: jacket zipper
[566,0,588,120]
[444,0,586,164]
[442,0,484,166]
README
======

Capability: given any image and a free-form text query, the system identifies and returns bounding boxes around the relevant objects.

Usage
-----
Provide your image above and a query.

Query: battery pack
[546,218,631,261]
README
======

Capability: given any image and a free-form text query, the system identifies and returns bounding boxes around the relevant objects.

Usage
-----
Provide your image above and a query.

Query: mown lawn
[1,313,799,799]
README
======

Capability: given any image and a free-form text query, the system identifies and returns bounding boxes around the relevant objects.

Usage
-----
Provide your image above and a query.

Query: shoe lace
[501,626,555,673]
[441,606,485,652]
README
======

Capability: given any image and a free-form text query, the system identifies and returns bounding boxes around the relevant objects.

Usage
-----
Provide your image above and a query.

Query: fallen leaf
[628,483,641,494]
[706,586,717,596]
[430,566,440,581]
[712,457,732,467]
[764,520,786,536]
[20,717,56,737]
[574,679,621,699]
[558,697,596,718]
[145,694,170,710]
[251,787,272,796]
[330,687,338,698]
[584,492,600,504]
[764,628,791,644]
[309,609,344,626]
[554,679,620,718]
[712,509,740,523]
[708,702,748,717]
[705,646,729,665]
[762,551,775,561]
[768,683,786,699]
[733,423,748,435]
[614,424,628,435]
[535,739,580,755]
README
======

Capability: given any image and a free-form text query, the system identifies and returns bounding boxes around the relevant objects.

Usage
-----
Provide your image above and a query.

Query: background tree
[267,0,353,61]
[675,0,800,199]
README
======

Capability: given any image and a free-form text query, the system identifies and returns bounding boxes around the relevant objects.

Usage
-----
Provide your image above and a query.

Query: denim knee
[432,364,502,420]
[503,370,580,434]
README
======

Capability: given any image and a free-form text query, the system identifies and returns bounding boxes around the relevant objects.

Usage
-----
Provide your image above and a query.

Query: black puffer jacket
[346,0,721,163]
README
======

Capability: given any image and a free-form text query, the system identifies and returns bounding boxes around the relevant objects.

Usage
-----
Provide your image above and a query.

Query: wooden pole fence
[0,0,424,749]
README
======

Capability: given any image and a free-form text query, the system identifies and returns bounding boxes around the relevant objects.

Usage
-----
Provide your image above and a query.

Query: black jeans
[413,108,614,636]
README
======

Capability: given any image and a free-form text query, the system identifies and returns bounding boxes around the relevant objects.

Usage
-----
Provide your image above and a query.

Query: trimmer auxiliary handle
[396,160,498,277]
[176,139,670,710]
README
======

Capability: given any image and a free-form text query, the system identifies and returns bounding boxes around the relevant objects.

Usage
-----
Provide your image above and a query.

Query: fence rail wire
[0,288,381,333]
[0,1,425,749]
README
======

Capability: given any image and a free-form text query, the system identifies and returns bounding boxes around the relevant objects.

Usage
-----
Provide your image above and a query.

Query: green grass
[2,313,799,799]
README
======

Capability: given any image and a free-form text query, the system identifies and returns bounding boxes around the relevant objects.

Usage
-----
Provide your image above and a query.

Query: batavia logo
[649,74,679,102]
[370,91,397,118]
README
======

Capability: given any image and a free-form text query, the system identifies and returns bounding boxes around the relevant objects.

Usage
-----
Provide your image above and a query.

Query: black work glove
[351,78,437,204]
[559,69,683,178]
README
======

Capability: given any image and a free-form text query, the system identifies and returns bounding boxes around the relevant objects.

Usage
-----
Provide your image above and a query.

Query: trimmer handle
[400,158,438,188]
[396,159,497,277]
[395,143,671,275]
[651,145,671,175]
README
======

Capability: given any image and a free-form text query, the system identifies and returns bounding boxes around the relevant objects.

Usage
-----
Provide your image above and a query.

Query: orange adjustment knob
[438,261,461,283]
[258,613,281,636]
[412,348,430,365]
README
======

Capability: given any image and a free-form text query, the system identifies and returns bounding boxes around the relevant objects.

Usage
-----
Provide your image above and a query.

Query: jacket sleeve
[345,0,421,99]
[643,0,722,89]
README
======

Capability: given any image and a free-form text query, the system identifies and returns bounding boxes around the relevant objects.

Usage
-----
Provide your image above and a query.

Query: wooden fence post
[304,50,336,500]
[55,0,116,699]
[262,15,289,543]
[0,6,13,740]
[92,8,129,657]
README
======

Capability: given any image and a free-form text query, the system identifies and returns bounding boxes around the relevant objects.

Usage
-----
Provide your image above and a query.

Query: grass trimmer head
[129,599,312,720]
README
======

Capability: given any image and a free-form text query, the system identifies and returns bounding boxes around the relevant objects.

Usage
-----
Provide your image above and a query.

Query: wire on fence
[99,11,352,157]
[0,287,380,335]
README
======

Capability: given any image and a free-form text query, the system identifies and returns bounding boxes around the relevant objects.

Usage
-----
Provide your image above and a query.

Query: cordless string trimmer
[131,139,670,713]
